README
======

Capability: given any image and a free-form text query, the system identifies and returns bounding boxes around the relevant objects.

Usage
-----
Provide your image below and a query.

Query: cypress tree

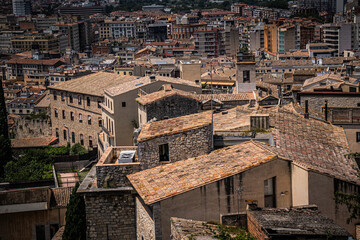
[63,182,86,240]
[0,77,12,178]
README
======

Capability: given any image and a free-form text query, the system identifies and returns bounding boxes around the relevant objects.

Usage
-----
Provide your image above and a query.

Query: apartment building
[194,28,220,58]
[11,34,59,53]
[99,21,111,40]
[49,72,127,149]
[110,21,135,39]
[52,23,80,52]
[172,23,206,40]
[322,23,354,56]
[264,24,278,54]
[278,25,296,54]
[6,58,64,80]
[99,75,201,153]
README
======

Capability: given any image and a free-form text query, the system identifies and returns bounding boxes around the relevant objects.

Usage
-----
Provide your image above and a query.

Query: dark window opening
[87,97,91,106]
[350,87,357,92]
[159,144,169,162]
[70,112,74,121]
[54,109,58,118]
[99,118,102,127]
[62,110,65,119]
[122,101,126,107]
[72,132,75,143]
[264,177,276,208]
[97,100,101,108]
[55,128,59,138]
[63,130,67,140]
[69,95,73,103]
[89,136,93,147]
[35,224,46,240]
[53,91,57,100]
[80,134,84,145]
[356,132,360,142]
[243,70,250,83]
[78,96,82,105]
[88,115,91,125]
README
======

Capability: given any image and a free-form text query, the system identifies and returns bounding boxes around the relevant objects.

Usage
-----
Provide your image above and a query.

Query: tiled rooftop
[11,136,58,148]
[137,111,212,142]
[136,87,198,105]
[105,75,200,97]
[195,93,255,102]
[128,141,276,205]
[302,73,356,89]
[49,72,133,97]
[249,206,350,237]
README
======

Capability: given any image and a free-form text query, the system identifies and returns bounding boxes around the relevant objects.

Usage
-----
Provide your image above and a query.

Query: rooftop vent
[118,150,136,163]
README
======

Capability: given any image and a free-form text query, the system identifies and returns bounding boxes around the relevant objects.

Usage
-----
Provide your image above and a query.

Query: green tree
[63,182,86,240]
[0,78,12,178]
[70,143,87,155]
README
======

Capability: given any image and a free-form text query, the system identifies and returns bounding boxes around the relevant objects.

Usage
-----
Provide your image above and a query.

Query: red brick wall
[247,212,268,240]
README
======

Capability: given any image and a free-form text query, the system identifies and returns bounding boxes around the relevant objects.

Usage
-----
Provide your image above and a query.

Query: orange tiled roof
[137,111,212,142]
[7,58,64,66]
[128,141,276,205]
[136,87,199,105]
[11,136,58,148]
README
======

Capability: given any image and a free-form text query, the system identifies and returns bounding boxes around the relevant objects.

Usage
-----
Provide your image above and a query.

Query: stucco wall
[338,125,360,153]
[291,164,309,206]
[138,125,212,170]
[308,172,359,237]
[157,159,292,239]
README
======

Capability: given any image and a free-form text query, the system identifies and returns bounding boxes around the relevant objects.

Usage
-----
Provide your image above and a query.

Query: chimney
[149,75,156,82]
[304,100,309,119]
[324,100,328,121]
[250,114,269,130]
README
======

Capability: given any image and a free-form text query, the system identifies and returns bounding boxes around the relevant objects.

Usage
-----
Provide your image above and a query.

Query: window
[110,101,112,110]
[55,128,59,138]
[122,101,126,107]
[243,70,250,83]
[264,177,276,208]
[50,224,59,239]
[62,110,66,119]
[350,87,357,92]
[63,129,67,140]
[356,132,360,142]
[69,94,73,103]
[61,92,65,101]
[89,136,93,147]
[71,112,74,121]
[53,91,57,100]
[80,134,84,145]
[97,100,101,108]
[111,121,114,133]
[79,113,83,123]
[54,109,58,118]
[99,118,102,127]
[78,96,82,105]
[159,144,169,162]
[35,224,46,240]
[72,132,75,143]
[87,97,91,106]
[88,115,91,125]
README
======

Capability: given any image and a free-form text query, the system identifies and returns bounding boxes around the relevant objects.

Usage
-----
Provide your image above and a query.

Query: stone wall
[85,192,136,240]
[96,163,141,188]
[300,95,360,112]
[138,125,212,170]
[145,95,199,122]
[50,89,103,149]
[12,117,51,139]
[136,197,155,240]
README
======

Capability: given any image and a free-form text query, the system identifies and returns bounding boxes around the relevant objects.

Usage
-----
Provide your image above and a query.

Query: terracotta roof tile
[136,87,199,105]
[11,136,58,148]
[128,141,276,205]
[137,111,212,142]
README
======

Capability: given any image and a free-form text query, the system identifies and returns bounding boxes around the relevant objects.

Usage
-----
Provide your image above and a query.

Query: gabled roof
[136,87,199,106]
[137,111,212,142]
[11,136,58,148]
[302,73,356,89]
[7,58,64,66]
[128,141,277,205]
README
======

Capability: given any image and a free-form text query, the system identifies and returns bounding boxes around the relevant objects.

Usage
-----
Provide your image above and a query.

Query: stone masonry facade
[85,192,136,240]
[138,125,212,170]
[96,163,141,188]
[136,197,155,240]
[50,89,103,149]
[12,117,51,139]
[145,95,199,122]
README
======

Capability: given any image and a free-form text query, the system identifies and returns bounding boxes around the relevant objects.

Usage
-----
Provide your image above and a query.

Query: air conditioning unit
[118,150,136,163]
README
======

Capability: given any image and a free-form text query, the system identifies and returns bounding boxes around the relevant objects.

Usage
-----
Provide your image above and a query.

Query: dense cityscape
[0,0,360,239]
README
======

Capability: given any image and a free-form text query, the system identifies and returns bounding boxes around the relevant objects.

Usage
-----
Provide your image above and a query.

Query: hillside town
[1,0,360,239]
